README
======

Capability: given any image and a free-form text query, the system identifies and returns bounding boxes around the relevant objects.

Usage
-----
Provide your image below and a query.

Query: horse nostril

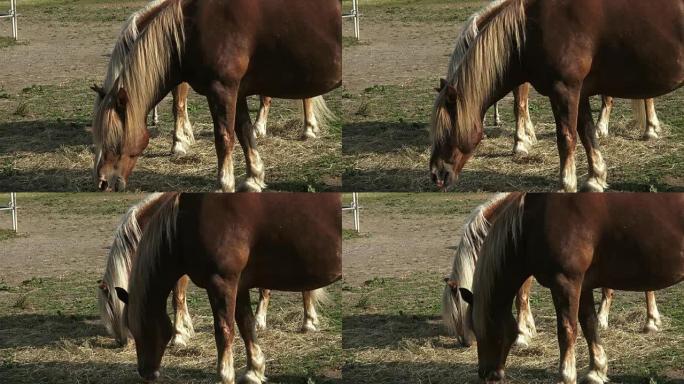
[98,179,108,191]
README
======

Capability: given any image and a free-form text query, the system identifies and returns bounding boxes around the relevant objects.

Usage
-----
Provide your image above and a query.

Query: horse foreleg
[151,106,159,126]
[235,97,266,192]
[301,290,320,333]
[513,83,536,155]
[551,276,581,384]
[208,87,238,192]
[578,289,609,384]
[643,291,661,333]
[578,97,608,192]
[236,287,266,384]
[255,288,271,331]
[301,98,318,140]
[643,98,661,140]
[597,288,614,330]
[253,96,271,138]
[550,83,580,192]
[171,83,195,156]
[514,276,536,348]
[595,96,613,139]
[208,278,239,384]
[494,101,501,126]
[171,275,195,346]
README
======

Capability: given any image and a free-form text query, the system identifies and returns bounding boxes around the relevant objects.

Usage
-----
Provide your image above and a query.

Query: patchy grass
[0,229,22,241]
[0,78,342,191]
[0,37,26,49]
[341,0,684,192]
[0,272,342,383]
[342,272,684,384]
[14,192,144,216]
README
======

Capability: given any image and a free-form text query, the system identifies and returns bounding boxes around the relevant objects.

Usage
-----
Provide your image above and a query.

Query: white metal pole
[10,192,17,232]
[11,0,17,40]
[353,0,360,40]
[352,192,360,232]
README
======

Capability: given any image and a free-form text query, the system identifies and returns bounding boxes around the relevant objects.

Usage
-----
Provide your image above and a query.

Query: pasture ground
[0,193,342,383]
[340,0,684,192]
[0,0,341,192]
[341,193,684,383]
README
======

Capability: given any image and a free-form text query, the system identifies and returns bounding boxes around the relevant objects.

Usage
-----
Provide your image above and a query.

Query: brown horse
[431,0,683,192]
[92,0,341,192]
[457,193,684,384]
[97,193,329,347]
[113,193,341,383]
[442,193,660,349]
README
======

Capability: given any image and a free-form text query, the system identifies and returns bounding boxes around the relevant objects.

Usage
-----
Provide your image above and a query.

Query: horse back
[182,0,341,98]
[176,193,342,292]
[524,0,684,97]
[522,193,684,292]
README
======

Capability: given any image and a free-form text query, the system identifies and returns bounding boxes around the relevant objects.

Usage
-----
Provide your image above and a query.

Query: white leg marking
[240,344,266,384]
[561,157,577,193]
[171,309,195,347]
[584,344,609,383]
[560,349,577,384]
[219,349,235,384]
[219,157,236,193]
[583,149,608,192]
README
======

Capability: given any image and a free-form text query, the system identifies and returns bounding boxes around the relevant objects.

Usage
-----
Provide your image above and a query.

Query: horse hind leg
[595,96,613,139]
[301,289,325,333]
[236,287,266,384]
[513,83,536,155]
[579,289,609,384]
[253,96,271,138]
[235,96,266,192]
[642,98,661,140]
[578,97,608,192]
[255,289,271,331]
[597,288,614,330]
[208,277,239,384]
[642,291,661,333]
[514,276,537,348]
[301,98,318,140]
[171,275,195,346]
[494,102,501,126]
[171,83,195,156]
[550,276,582,384]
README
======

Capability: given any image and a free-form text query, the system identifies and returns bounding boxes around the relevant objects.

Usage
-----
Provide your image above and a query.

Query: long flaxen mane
[127,192,180,331]
[432,0,526,146]
[441,192,512,337]
[471,192,525,339]
[93,0,185,152]
[98,192,166,344]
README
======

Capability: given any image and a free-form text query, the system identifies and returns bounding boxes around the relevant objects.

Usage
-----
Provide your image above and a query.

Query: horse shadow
[0,313,108,349]
[342,313,445,350]
[0,120,91,154]
[342,120,428,156]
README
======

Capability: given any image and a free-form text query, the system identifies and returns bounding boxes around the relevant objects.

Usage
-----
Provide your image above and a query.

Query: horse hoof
[301,323,318,333]
[237,179,265,192]
[513,335,529,349]
[513,145,529,156]
[255,318,267,331]
[300,131,316,141]
[597,318,608,330]
[170,335,188,347]
[642,131,659,141]
[253,122,267,138]
[238,371,264,384]
[643,323,659,333]
[581,370,609,384]
[581,179,606,193]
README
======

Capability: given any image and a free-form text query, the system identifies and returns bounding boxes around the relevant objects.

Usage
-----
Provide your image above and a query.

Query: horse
[431,0,683,192]
[456,193,684,384]
[94,0,335,155]
[92,0,341,192]
[441,193,661,349]
[97,192,329,347]
[112,193,341,383]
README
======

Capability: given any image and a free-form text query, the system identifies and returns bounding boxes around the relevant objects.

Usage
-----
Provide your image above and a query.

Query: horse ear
[459,288,473,306]
[116,88,129,111]
[115,287,129,304]
[445,83,457,105]
[439,78,448,90]
[91,84,106,98]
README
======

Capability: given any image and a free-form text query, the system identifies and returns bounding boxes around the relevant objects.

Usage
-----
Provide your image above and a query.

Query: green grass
[342,272,684,383]
[0,229,22,241]
[0,272,342,383]
[0,37,25,49]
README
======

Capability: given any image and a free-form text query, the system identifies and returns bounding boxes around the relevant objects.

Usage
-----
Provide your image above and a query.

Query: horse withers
[113,193,341,383]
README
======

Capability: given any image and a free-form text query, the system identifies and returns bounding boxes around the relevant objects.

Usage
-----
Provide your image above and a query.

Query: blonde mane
[98,192,166,344]
[93,0,185,152]
[441,192,511,336]
[127,192,180,330]
[471,192,525,339]
[432,0,526,146]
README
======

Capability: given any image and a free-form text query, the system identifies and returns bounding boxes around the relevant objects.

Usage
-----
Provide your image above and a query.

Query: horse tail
[310,96,337,133]
[310,287,331,308]
[631,99,647,131]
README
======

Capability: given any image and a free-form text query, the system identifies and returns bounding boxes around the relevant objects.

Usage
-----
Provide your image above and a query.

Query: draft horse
[431,0,683,191]
[113,193,342,383]
[457,193,684,384]
[92,0,341,191]
[98,193,328,347]
[441,193,661,349]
